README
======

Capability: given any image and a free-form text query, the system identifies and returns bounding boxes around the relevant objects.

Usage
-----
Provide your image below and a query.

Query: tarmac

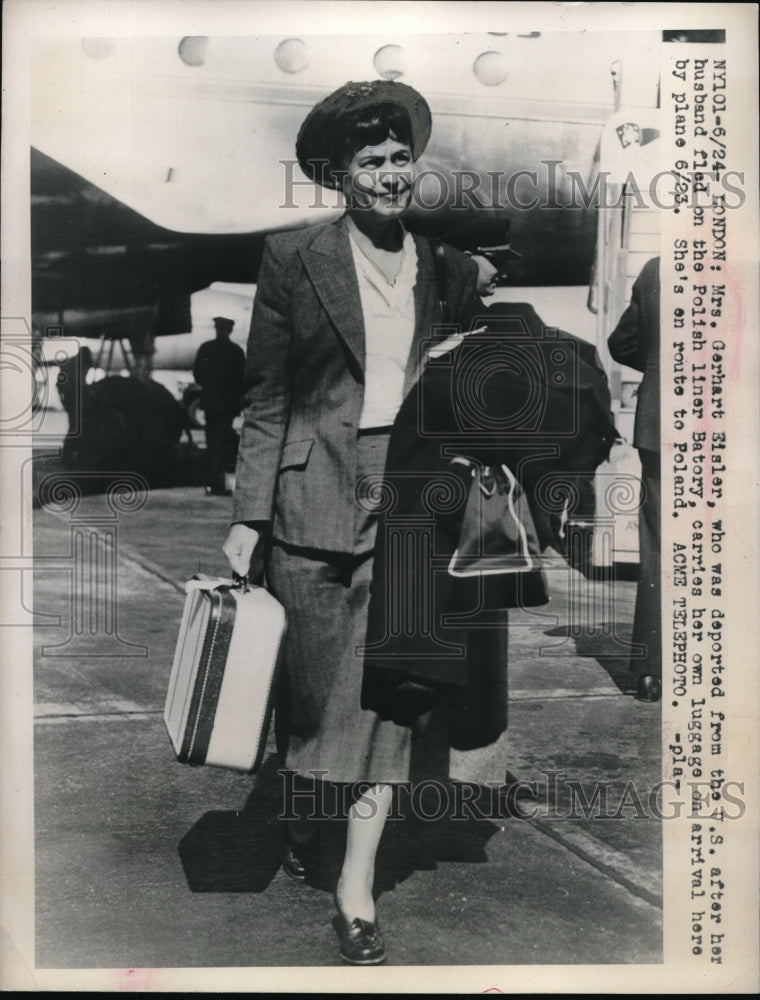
[29,419,663,979]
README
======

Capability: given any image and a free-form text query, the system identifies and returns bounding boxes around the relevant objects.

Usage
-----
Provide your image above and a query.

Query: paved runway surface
[31,470,663,973]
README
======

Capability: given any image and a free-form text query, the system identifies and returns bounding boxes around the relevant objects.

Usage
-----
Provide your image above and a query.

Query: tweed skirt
[269,433,418,783]
[268,432,510,785]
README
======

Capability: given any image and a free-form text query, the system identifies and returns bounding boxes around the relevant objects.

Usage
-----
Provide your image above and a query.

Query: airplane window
[473,50,509,87]
[81,38,116,60]
[274,38,310,74]
[178,36,209,68]
[373,44,407,81]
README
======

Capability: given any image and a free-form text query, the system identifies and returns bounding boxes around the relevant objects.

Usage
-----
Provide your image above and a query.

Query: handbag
[447,457,550,608]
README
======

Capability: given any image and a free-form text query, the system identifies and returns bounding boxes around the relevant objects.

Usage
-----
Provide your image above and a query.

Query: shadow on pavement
[312,781,501,900]
[178,762,503,900]
[544,621,639,694]
[177,755,284,893]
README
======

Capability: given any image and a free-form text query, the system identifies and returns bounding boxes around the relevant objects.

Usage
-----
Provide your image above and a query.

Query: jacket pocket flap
[280,438,314,470]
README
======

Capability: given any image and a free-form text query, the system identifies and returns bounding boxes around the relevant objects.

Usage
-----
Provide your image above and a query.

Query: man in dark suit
[192,315,245,496]
[608,257,661,702]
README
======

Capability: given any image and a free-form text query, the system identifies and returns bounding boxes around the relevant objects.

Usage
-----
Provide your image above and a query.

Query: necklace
[348,219,405,286]
[356,240,405,287]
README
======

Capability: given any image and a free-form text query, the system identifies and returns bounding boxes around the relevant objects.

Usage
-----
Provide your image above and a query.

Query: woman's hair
[329,102,413,181]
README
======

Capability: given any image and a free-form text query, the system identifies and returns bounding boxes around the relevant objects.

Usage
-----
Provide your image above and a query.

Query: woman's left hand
[222,523,260,578]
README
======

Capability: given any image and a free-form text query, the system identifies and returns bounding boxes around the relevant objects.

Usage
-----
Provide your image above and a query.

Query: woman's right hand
[222,523,260,578]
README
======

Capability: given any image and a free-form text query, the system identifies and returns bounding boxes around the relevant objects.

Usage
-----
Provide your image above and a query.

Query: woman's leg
[336,783,393,922]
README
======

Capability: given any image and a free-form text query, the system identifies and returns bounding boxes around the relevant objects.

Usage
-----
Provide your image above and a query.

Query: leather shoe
[282,839,319,882]
[635,674,662,703]
[335,911,387,966]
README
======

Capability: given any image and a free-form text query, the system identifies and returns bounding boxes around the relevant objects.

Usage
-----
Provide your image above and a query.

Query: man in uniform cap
[193,316,245,496]
[432,214,522,298]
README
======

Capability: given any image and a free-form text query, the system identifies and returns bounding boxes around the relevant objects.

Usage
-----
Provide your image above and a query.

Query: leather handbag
[447,457,549,608]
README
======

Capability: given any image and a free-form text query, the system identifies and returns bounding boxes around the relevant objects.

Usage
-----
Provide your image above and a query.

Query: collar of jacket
[297,214,440,388]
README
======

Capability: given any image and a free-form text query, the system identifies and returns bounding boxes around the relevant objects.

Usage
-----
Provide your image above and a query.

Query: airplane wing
[31,31,661,341]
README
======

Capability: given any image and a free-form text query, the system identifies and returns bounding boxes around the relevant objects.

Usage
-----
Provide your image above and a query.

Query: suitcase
[164,575,286,773]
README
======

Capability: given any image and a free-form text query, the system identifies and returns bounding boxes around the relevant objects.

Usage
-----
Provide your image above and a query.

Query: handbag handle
[185,573,251,595]
[449,456,499,497]
[430,239,450,323]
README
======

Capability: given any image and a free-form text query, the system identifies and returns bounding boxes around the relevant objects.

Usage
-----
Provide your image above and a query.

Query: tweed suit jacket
[607,256,660,452]
[232,215,479,553]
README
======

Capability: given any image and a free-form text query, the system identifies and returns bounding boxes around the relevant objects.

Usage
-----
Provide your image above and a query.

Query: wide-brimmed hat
[296,80,432,189]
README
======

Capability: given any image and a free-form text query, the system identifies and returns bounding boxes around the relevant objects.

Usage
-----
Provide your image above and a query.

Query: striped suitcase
[164,575,286,773]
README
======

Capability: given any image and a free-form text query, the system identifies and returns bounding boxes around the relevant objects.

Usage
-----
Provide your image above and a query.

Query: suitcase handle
[185,573,252,595]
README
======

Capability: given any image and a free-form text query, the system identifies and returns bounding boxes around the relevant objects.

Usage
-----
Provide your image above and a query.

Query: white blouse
[347,221,417,429]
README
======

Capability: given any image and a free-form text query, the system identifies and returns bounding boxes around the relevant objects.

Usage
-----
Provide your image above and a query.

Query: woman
[223,80,484,965]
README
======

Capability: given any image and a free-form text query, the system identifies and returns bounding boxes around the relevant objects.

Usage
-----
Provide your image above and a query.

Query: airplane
[31,29,662,330]
[30,28,672,560]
